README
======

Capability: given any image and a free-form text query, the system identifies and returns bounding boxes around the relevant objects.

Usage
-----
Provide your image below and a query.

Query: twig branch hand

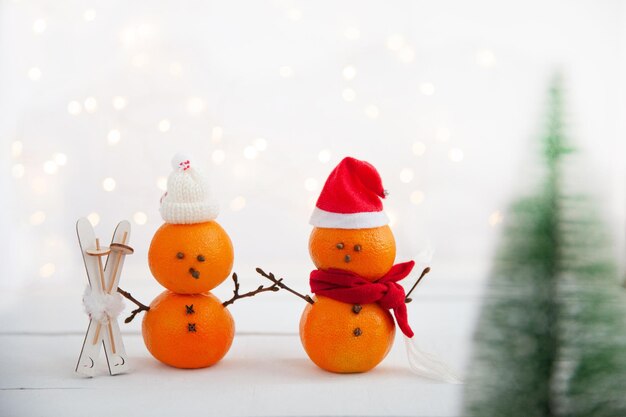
[255,267,314,304]
[222,272,280,307]
[405,267,431,303]
[117,287,150,323]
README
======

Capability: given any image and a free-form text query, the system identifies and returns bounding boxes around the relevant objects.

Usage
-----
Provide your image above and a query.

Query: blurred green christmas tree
[463,76,626,417]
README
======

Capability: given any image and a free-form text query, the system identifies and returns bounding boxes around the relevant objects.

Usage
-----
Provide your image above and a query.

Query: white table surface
[0,262,484,417]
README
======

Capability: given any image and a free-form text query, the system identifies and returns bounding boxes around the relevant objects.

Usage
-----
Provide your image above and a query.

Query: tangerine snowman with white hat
[142,153,280,369]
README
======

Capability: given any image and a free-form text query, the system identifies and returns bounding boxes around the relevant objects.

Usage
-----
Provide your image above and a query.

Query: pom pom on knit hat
[159,153,219,224]
[310,156,389,229]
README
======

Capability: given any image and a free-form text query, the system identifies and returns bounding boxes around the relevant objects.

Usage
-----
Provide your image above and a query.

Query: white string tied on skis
[83,286,124,324]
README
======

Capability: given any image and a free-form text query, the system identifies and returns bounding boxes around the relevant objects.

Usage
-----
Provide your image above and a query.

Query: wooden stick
[404,267,431,303]
[92,322,102,345]
[95,239,106,290]
[107,322,116,353]
[106,232,128,294]
[104,232,128,354]
[92,238,107,345]
[92,234,127,352]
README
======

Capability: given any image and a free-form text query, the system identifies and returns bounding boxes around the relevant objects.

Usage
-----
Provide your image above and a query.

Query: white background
[0,1,624,415]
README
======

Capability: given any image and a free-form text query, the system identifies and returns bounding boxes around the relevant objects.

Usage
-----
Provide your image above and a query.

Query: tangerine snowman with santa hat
[304,156,418,373]
[259,156,458,379]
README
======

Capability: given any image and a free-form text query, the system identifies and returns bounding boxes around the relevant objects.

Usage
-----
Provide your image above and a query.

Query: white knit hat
[159,153,219,224]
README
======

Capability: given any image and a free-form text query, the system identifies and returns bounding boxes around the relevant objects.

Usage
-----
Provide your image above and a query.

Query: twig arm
[117,287,150,323]
[405,267,431,303]
[255,267,315,305]
[222,273,280,307]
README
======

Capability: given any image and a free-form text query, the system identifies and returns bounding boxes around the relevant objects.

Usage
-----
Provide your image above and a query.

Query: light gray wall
[1,0,623,295]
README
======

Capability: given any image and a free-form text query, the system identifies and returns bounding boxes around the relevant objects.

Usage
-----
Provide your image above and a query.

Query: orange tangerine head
[148,221,234,294]
[308,225,396,281]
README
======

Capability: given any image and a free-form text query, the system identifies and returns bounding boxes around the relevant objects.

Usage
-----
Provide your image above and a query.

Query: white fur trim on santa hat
[309,207,389,229]
[159,153,220,224]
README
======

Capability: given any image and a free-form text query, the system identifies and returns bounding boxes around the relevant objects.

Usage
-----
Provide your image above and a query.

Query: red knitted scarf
[309,261,415,338]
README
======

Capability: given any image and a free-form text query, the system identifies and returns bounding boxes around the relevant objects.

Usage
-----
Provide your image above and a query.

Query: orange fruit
[148,221,234,294]
[300,295,396,373]
[142,290,235,369]
[308,225,396,281]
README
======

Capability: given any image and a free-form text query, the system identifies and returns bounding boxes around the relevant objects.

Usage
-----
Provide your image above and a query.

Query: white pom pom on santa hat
[159,153,220,224]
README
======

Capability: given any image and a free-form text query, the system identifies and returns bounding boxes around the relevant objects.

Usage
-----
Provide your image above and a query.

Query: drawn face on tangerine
[308,226,396,281]
[148,221,234,293]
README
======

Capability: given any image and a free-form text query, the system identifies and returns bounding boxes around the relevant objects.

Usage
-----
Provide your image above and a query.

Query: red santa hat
[309,157,389,229]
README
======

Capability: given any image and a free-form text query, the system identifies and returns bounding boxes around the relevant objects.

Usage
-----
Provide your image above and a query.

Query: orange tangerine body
[142,290,234,369]
[300,295,396,373]
[148,221,234,294]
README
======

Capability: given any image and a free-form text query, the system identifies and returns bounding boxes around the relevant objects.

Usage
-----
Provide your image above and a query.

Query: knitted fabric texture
[159,153,219,224]
[309,261,416,337]
[310,156,389,229]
